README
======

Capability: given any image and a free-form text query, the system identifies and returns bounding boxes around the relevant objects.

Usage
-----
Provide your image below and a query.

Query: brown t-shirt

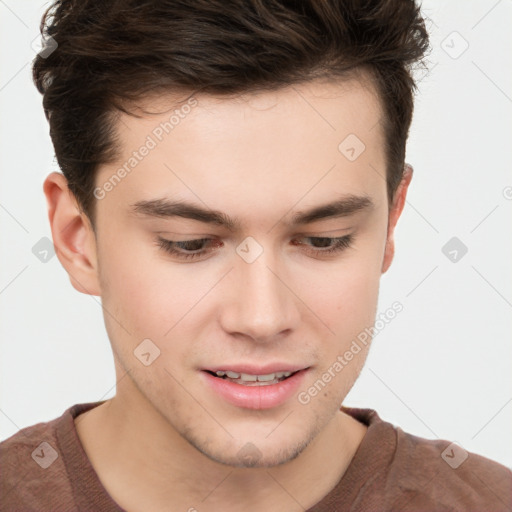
[1,401,511,511]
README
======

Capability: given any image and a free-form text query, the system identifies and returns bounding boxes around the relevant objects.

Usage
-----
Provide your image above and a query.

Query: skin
[43,75,412,512]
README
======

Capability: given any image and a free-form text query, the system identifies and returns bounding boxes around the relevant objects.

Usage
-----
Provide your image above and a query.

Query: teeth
[214,370,294,382]
[256,373,275,382]
[240,373,257,382]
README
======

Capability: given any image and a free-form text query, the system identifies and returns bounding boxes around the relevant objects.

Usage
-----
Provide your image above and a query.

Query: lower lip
[202,369,308,410]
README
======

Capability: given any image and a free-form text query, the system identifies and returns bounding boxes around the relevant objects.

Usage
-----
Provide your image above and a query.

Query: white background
[1,1,511,469]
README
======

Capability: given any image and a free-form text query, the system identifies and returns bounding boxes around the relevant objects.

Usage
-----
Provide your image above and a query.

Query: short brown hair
[33,0,429,226]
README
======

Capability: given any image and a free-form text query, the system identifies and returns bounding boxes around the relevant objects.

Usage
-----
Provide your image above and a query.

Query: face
[81,77,395,467]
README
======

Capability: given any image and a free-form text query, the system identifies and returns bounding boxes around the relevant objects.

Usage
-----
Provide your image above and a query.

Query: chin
[200,439,309,469]
[182,420,321,469]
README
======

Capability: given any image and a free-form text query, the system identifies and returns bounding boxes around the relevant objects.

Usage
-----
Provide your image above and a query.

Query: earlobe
[381,164,413,274]
[43,172,101,296]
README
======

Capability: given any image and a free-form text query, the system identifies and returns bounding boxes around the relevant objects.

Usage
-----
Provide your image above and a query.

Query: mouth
[204,369,299,386]
[201,365,310,409]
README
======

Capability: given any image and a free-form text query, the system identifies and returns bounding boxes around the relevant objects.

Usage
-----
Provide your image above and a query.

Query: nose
[218,246,300,342]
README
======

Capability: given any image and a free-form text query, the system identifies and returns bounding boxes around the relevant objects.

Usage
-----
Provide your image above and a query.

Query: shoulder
[387,426,512,511]
[0,411,68,509]
[0,402,103,511]
[339,407,512,511]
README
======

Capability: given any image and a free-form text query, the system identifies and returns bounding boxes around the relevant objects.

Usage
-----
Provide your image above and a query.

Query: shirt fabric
[1,400,511,511]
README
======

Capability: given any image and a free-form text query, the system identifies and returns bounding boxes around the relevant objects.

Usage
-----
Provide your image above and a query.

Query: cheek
[97,233,214,343]
[313,272,379,368]
[317,246,384,322]
[338,262,381,318]
[307,233,385,364]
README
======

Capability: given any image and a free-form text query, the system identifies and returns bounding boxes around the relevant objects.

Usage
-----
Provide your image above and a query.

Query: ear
[43,172,101,296]
[381,164,413,274]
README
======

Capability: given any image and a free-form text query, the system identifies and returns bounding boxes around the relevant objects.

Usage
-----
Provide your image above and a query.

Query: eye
[156,234,354,261]
[291,235,353,255]
[156,237,222,260]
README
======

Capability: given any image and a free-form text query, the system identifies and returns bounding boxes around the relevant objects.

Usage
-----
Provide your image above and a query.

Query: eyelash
[156,234,354,261]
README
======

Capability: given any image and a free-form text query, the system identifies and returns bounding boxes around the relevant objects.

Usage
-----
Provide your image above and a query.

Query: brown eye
[156,237,222,260]
[292,235,353,255]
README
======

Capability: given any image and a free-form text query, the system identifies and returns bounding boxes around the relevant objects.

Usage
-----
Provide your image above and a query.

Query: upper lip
[203,364,309,375]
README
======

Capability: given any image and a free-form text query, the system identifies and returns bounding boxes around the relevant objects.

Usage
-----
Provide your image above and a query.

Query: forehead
[125,74,383,136]
[113,73,384,153]
[95,76,387,224]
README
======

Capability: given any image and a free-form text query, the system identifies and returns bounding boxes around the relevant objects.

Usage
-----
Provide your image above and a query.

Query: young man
[1,0,511,510]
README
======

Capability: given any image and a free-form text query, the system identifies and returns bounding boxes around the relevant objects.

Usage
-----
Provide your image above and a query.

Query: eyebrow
[130,194,373,231]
